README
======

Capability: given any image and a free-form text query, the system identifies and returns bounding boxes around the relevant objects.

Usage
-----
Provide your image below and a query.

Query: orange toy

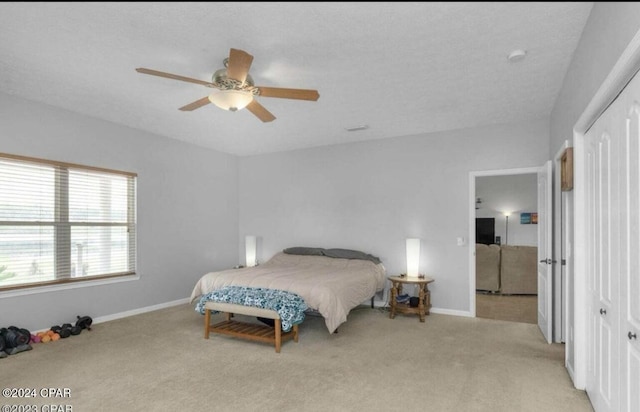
[37,330,58,342]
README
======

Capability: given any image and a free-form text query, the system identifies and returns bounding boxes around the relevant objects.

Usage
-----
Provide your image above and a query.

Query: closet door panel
[584,90,621,412]
[619,87,640,412]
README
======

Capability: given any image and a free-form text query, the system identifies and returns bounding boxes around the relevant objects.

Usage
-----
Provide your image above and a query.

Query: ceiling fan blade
[257,86,320,101]
[179,96,211,111]
[227,48,254,85]
[136,68,215,88]
[246,100,276,123]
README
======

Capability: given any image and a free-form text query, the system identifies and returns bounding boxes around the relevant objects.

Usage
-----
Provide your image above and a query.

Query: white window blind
[0,153,136,290]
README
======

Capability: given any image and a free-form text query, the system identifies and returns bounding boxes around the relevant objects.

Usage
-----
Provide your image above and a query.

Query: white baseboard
[31,298,191,333]
[370,301,473,317]
[566,362,583,390]
[88,299,471,328]
[372,299,388,308]
[430,307,473,317]
[85,299,470,328]
[92,297,191,325]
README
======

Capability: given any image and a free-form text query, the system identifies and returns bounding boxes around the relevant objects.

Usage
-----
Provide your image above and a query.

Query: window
[0,153,136,290]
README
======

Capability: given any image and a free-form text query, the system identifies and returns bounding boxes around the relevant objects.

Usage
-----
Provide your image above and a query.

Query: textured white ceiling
[0,2,593,156]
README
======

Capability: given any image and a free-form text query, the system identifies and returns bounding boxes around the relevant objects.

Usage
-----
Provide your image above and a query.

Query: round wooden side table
[388,275,434,322]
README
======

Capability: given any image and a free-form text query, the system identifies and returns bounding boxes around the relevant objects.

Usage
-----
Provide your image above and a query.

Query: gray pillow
[323,248,381,264]
[283,247,326,256]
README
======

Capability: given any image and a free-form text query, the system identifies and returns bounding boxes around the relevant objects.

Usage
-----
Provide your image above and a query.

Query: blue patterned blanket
[196,286,307,332]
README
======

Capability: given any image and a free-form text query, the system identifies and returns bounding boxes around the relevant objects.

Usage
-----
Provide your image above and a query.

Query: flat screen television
[476,218,495,245]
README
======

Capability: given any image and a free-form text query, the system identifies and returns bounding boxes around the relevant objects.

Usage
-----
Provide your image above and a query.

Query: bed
[190,248,386,334]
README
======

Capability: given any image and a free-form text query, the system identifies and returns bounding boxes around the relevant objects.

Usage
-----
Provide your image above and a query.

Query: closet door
[619,74,640,412]
[584,67,640,412]
[584,86,621,412]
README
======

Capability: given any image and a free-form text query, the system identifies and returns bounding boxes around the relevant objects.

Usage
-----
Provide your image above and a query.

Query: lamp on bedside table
[246,235,258,267]
[406,238,421,279]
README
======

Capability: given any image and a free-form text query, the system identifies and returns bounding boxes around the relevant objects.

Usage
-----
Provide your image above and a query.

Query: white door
[584,111,620,412]
[537,160,553,343]
[619,76,640,412]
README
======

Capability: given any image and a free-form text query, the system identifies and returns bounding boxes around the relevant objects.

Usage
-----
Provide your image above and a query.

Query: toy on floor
[43,315,93,343]
[4,314,94,355]
[36,330,58,343]
[51,323,77,338]
[0,326,33,356]
[75,315,93,331]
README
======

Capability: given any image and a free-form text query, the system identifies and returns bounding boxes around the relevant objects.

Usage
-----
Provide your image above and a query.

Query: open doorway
[471,169,539,324]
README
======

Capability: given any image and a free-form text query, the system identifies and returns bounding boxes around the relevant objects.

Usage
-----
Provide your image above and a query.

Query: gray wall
[550,2,640,156]
[239,118,549,313]
[0,93,239,330]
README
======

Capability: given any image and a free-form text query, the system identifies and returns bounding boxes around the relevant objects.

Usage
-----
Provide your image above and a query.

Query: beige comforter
[190,252,386,333]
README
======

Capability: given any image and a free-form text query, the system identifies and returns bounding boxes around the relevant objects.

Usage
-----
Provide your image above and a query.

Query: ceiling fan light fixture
[136,48,319,122]
[208,89,253,112]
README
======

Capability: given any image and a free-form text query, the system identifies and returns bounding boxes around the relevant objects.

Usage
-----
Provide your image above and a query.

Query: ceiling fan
[136,48,319,122]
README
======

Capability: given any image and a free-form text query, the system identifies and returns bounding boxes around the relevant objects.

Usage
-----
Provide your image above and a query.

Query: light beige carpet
[4,304,592,412]
[476,293,538,324]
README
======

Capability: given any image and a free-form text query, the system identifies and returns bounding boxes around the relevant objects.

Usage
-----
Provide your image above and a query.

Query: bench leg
[293,324,299,343]
[274,318,282,353]
[204,310,211,339]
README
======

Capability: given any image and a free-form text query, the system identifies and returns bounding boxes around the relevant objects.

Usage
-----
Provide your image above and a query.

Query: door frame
[571,28,640,390]
[468,166,540,318]
[553,140,571,344]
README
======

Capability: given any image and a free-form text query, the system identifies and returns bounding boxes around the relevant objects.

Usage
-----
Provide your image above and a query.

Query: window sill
[0,273,140,299]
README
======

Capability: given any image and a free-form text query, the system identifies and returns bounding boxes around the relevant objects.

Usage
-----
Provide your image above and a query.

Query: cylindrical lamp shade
[245,235,257,267]
[406,238,420,278]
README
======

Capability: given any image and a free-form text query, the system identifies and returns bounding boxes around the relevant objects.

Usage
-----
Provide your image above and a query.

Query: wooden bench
[203,301,299,353]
